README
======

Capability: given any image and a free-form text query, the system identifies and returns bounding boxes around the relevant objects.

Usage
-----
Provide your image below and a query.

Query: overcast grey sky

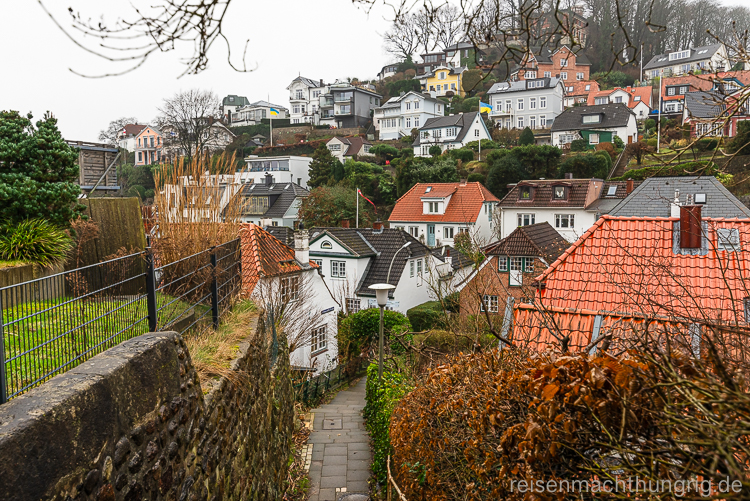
[0,0,393,141]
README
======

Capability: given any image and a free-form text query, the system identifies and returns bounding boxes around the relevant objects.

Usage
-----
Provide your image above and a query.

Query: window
[505,119,511,129]
[458,227,469,234]
[451,83,456,90]
[410,260,415,277]
[480,295,499,313]
[510,257,523,276]
[582,114,601,124]
[560,58,568,67]
[544,71,551,78]
[589,133,600,144]
[346,298,361,314]
[634,96,641,101]
[328,143,341,151]
[679,86,688,94]
[585,84,591,91]
[428,201,439,213]
[312,259,323,267]
[530,116,537,129]
[667,87,676,96]
[498,256,508,271]
[577,72,584,80]
[331,260,346,278]
[606,185,617,196]
[475,129,480,137]
[517,98,524,110]
[526,71,537,78]
[416,258,423,276]
[313,90,321,98]
[138,152,143,162]
[555,214,575,228]
[614,96,623,103]
[518,213,535,226]
[443,226,454,239]
[561,72,568,80]
[321,240,332,249]
[530,97,537,109]
[409,226,419,238]
[540,97,547,109]
[519,186,532,200]
[415,118,419,127]
[669,50,690,60]
[311,325,327,353]
[560,133,576,144]
[406,118,411,128]
[281,275,299,302]
[553,186,567,200]
[517,116,524,128]
[415,101,420,109]
[540,115,546,126]
[505,100,512,112]
[524,258,534,273]
[717,228,740,251]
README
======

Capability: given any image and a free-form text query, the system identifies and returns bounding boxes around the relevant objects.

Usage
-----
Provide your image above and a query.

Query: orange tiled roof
[240,223,319,295]
[388,182,499,223]
[587,86,653,108]
[567,80,600,97]
[510,215,750,350]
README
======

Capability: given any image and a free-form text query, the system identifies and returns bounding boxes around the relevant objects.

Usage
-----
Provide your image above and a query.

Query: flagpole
[356,187,359,228]
[657,68,663,153]
[478,101,482,158]
[270,112,273,147]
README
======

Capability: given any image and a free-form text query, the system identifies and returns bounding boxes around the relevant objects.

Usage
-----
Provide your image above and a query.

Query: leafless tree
[384,13,424,59]
[155,89,222,161]
[98,116,138,146]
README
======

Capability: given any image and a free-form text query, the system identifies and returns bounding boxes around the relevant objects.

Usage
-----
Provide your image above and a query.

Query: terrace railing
[0,239,241,403]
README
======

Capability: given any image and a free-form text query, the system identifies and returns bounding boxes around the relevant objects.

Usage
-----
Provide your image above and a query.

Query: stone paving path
[305,377,371,501]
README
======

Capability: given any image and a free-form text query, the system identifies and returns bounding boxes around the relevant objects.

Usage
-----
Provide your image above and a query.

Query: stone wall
[0,328,294,501]
[273,126,365,143]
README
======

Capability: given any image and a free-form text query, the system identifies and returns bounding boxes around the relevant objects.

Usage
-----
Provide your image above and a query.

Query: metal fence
[294,357,367,405]
[0,239,242,403]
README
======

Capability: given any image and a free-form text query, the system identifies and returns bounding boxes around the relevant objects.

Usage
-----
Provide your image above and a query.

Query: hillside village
[3,1,750,500]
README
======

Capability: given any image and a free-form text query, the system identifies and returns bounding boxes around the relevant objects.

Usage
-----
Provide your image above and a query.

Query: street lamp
[369,241,411,381]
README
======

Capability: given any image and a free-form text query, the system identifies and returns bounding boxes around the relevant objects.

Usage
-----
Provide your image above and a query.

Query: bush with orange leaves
[389,349,658,500]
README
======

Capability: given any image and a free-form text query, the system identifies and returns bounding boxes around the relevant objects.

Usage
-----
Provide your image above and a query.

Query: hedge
[363,363,413,484]
[407,301,445,332]
[611,160,716,181]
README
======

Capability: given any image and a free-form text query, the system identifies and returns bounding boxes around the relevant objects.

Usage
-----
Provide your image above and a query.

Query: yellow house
[421,65,467,98]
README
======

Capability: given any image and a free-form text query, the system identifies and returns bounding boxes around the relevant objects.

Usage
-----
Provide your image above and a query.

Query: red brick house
[513,45,591,83]
[457,222,568,318]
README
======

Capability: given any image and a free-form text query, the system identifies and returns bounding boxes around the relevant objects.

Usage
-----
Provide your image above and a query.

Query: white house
[389,181,500,248]
[413,111,491,157]
[325,136,372,162]
[221,95,251,123]
[486,77,566,130]
[374,91,445,141]
[643,43,733,82]
[588,86,653,121]
[241,155,313,188]
[308,225,445,315]
[550,103,638,148]
[230,100,289,127]
[497,177,606,242]
[117,124,147,152]
[238,174,309,228]
[241,224,340,374]
[287,76,328,125]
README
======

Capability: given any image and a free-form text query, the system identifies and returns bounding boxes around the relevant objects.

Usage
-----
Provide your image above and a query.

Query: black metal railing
[0,239,242,403]
[293,357,368,405]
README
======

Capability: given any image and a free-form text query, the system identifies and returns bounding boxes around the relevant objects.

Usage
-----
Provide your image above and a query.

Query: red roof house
[512,208,750,353]
[388,181,500,247]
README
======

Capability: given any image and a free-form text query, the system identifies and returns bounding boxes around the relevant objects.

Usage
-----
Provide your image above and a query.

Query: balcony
[334,95,353,103]
[321,99,334,107]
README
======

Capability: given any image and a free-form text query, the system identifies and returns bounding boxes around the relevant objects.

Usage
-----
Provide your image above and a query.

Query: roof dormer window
[552,185,568,200]
[519,186,534,200]
[582,114,601,124]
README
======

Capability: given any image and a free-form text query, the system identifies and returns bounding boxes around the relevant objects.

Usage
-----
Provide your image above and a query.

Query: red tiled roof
[120,124,147,137]
[567,80,600,97]
[240,224,318,295]
[388,182,499,223]
[511,215,750,350]
[587,86,653,108]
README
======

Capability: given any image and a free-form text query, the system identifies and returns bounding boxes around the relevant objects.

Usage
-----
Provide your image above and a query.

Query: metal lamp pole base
[378,305,384,382]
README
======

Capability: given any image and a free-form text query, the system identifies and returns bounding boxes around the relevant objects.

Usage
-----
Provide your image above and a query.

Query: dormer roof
[389,182,499,223]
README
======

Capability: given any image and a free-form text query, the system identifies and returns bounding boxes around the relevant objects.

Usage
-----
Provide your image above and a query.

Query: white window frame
[555,214,575,228]
[540,97,547,109]
[589,133,600,144]
[331,260,347,278]
[518,213,535,226]
[498,256,508,271]
[443,226,454,239]
[517,98,524,111]
[480,295,499,313]
[311,325,327,353]
[281,275,299,302]
[346,297,361,314]
[561,72,568,80]
[577,72,584,80]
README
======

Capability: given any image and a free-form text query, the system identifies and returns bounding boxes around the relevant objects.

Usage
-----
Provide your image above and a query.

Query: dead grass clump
[184,300,258,389]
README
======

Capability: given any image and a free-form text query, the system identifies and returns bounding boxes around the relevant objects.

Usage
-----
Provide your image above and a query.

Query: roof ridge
[535,215,610,282]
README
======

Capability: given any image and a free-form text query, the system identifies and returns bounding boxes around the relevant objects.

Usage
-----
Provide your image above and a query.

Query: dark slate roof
[550,103,635,132]
[498,179,600,209]
[484,222,568,263]
[644,44,723,71]
[309,227,435,297]
[586,180,642,214]
[418,111,481,144]
[684,91,726,119]
[487,77,562,94]
[222,95,250,106]
[609,176,750,218]
[264,226,295,246]
[431,246,475,270]
[240,182,309,218]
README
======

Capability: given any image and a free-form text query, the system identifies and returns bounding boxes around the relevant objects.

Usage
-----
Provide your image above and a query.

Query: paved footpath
[305,377,371,501]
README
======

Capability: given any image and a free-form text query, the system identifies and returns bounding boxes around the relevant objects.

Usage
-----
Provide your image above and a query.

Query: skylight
[698,49,708,54]
[658,57,667,62]
[607,185,617,196]
[425,187,432,193]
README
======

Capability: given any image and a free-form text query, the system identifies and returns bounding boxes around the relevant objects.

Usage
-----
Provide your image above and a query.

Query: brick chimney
[341,219,350,228]
[445,247,453,268]
[564,172,573,179]
[626,178,634,195]
[680,205,702,249]
[294,229,310,264]
[373,220,384,232]
[460,178,467,186]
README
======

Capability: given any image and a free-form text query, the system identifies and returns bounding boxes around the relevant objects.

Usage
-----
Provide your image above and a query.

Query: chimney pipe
[265,173,273,186]
[294,229,310,264]
[565,172,573,179]
[626,178,634,195]
[680,205,702,249]
[373,220,384,232]
[670,190,681,218]
[460,178,468,186]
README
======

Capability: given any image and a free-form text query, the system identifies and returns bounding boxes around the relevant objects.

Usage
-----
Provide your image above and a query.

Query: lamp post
[369,241,411,381]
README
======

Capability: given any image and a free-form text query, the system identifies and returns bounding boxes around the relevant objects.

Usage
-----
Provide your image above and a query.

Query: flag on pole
[479,101,492,114]
[357,189,377,210]
[269,108,279,116]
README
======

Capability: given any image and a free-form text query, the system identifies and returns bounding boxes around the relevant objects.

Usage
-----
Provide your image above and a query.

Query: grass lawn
[2,292,201,399]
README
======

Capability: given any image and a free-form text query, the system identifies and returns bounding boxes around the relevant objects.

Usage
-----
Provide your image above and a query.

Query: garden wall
[0,262,64,307]
[0,328,294,501]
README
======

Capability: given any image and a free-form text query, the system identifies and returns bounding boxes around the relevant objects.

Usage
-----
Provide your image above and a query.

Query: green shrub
[570,139,589,152]
[465,139,499,151]
[407,301,445,332]
[364,363,412,484]
[728,121,750,155]
[611,160,717,181]
[0,219,73,267]
[369,144,400,161]
[467,172,486,184]
[429,145,442,156]
[339,308,412,359]
[644,119,656,130]
[646,138,658,148]
[450,148,475,163]
[612,135,625,150]
[696,138,719,151]
[518,127,535,146]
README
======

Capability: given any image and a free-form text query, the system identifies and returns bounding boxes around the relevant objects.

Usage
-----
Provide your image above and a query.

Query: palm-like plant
[0,219,73,268]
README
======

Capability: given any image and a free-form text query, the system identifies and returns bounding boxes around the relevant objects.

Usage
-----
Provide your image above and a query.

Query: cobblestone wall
[0,329,294,501]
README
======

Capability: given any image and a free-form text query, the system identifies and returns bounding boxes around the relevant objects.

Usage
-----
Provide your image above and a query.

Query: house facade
[389,181,500,248]
[550,103,638,148]
[241,155,313,188]
[587,86,653,120]
[230,101,289,127]
[240,224,339,373]
[287,76,328,125]
[307,226,444,315]
[117,124,146,151]
[221,95,251,123]
[420,65,467,98]
[238,175,309,228]
[325,136,372,162]
[457,222,568,318]
[134,126,164,166]
[643,43,732,82]
[378,63,400,80]
[682,89,750,138]
[487,77,565,130]
[512,45,591,82]
[658,71,750,114]
[318,82,382,129]
[498,178,606,242]
[417,52,448,76]
[562,80,601,108]
[412,111,491,156]
[374,91,445,141]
